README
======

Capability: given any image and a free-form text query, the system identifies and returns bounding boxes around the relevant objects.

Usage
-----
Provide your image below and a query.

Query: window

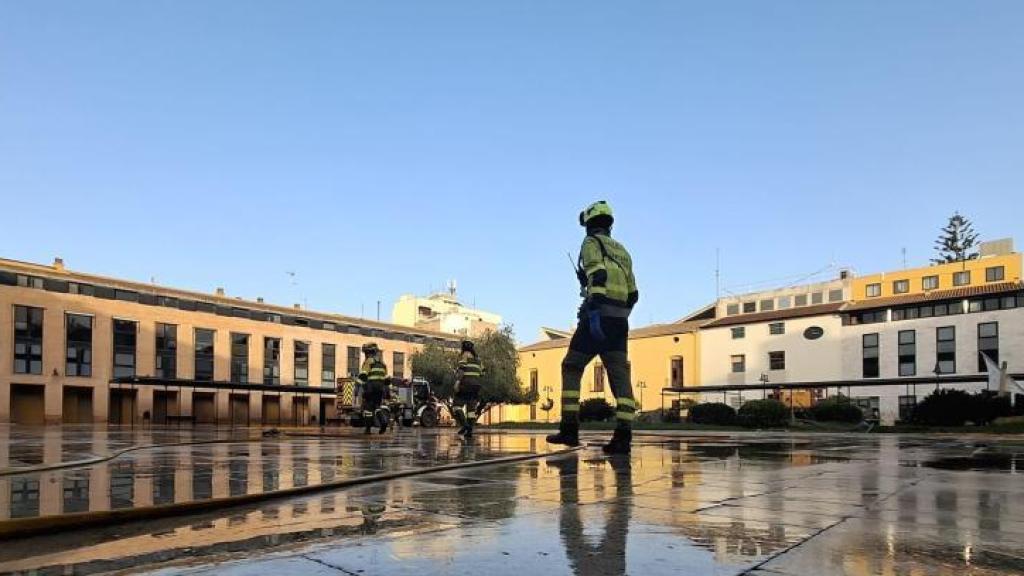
[592,364,605,392]
[731,327,745,339]
[862,333,879,378]
[1002,295,1018,309]
[671,356,684,388]
[985,266,1005,282]
[263,337,281,385]
[231,334,249,383]
[11,478,40,518]
[347,346,361,377]
[322,344,336,386]
[112,319,137,378]
[898,396,916,422]
[13,306,44,374]
[742,302,756,313]
[922,275,939,291]
[16,274,44,289]
[759,299,775,312]
[777,296,791,309]
[114,289,138,302]
[63,477,89,513]
[768,351,786,371]
[769,322,785,335]
[953,271,970,287]
[194,329,215,381]
[68,282,95,296]
[978,322,999,373]
[866,283,881,298]
[726,304,739,316]
[898,330,916,377]
[892,280,910,294]
[393,351,405,379]
[155,323,177,379]
[794,294,808,307]
[65,314,92,377]
[811,292,823,305]
[854,310,887,325]
[828,289,844,302]
[936,327,956,374]
[294,341,309,386]
[731,354,745,373]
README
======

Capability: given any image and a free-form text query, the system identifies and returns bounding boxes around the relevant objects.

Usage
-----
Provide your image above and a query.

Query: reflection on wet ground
[2,429,1024,575]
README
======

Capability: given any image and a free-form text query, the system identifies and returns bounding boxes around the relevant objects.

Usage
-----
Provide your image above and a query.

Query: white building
[391,284,501,338]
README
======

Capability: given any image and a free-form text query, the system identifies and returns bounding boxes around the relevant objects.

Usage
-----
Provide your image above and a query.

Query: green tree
[933,212,980,264]
[410,325,538,415]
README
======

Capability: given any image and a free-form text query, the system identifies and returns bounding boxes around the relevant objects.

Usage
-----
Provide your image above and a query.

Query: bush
[737,399,789,428]
[968,391,1013,426]
[809,397,864,423]
[912,389,972,426]
[579,398,615,422]
[688,402,737,425]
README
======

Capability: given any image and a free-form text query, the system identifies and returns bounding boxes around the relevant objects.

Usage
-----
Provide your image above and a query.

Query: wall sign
[804,326,824,340]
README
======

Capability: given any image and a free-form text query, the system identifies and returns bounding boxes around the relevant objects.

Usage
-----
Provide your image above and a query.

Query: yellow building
[516,321,705,422]
[0,257,459,425]
[852,251,1021,301]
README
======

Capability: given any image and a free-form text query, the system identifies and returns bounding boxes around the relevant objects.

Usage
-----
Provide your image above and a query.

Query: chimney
[53,257,65,271]
[215,287,225,296]
[839,268,852,280]
[257,297,265,303]
[293,303,302,309]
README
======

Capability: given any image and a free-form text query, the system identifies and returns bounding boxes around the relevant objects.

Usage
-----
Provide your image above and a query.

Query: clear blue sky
[1,1,1021,343]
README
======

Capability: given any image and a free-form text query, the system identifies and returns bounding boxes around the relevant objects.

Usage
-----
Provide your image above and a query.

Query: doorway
[11,384,45,425]
[62,386,94,424]
[109,389,137,425]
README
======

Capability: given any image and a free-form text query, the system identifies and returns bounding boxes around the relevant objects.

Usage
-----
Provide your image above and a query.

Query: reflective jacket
[579,232,638,317]
[457,351,484,381]
[358,357,388,384]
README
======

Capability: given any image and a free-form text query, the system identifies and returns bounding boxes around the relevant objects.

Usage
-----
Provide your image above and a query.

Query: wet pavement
[2,427,1024,575]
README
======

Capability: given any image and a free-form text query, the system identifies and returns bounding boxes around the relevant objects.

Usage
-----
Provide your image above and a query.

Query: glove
[587,308,606,342]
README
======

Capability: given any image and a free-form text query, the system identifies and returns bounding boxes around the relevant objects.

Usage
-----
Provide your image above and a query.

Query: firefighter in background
[453,339,485,438]
[547,201,639,454]
[358,343,389,434]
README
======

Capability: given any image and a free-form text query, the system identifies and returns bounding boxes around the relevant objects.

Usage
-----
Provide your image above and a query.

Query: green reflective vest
[580,233,638,315]
[359,357,388,383]
[458,352,483,379]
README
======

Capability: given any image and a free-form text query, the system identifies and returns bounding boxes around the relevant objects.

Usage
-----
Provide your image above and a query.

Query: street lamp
[637,381,647,412]
[542,386,553,423]
[759,373,769,401]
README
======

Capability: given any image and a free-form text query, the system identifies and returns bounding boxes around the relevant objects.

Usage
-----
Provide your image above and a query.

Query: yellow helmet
[579,200,614,227]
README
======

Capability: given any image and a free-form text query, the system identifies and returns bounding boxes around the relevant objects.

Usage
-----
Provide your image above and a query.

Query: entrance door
[152,391,178,425]
[62,386,94,424]
[193,393,216,424]
[293,397,310,426]
[108,389,137,425]
[318,398,327,427]
[230,394,249,426]
[11,384,45,425]
[262,396,281,425]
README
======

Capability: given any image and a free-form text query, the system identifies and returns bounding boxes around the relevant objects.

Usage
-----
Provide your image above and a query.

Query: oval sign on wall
[804,326,824,340]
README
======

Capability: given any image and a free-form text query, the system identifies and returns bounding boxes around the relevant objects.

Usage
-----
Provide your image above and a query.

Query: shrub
[967,391,1013,426]
[579,398,615,422]
[912,389,972,426]
[809,397,864,423]
[688,402,737,425]
[737,399,789,428]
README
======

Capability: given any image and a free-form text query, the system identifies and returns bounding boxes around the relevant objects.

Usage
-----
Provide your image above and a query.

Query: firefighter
[358,342,389,434]
[453,339,484,438]
[547,201,639,454]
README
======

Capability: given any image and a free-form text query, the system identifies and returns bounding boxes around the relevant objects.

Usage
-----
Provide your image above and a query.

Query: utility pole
[376,300,381,322]
[715,248,721,299]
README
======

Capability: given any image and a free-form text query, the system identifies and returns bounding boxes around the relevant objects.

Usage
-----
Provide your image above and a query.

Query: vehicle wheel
[419,407,438,428]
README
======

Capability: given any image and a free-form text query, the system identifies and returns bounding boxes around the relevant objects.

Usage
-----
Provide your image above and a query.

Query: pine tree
[932,212,979,264]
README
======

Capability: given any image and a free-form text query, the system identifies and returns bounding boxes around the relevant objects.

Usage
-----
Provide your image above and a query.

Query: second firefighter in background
[358,342,390,434]
[453,339,484,438]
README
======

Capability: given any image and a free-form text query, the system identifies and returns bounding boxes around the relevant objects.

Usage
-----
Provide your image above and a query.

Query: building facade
[1,257,459,426]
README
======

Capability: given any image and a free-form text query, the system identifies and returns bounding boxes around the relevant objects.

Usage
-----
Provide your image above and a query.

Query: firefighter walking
[547,201,639,454]
[453,339,484,438]
[358,343,389,434]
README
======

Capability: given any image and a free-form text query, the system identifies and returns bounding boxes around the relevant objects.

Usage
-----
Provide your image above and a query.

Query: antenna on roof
[715,248,721,299]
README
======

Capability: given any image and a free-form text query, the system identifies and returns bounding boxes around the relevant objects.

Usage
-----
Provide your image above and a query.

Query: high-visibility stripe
[467,412,477,419]
[561,390,580,399]
[562,404,580,412]
[616,410,635,421]
[616,397,637,409]
[589,285,608,296]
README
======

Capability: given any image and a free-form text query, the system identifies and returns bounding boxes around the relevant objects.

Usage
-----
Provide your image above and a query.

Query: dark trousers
[362,381,385,420]
[454,380,482,426]
[560,317,636,428]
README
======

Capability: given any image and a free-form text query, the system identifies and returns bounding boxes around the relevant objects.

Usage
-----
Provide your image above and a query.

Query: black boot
[464,423,474,439]
[546,421,580,447]
[377,412,389,434]
[602,427,632,455]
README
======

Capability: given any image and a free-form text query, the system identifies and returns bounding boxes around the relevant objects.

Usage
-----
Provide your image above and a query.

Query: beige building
[391,284,501,338]
[0,257,459,426]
